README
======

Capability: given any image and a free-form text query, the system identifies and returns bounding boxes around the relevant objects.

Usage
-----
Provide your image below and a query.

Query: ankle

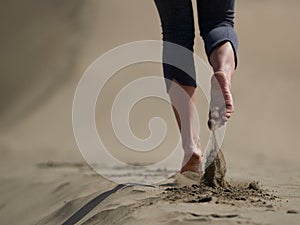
[213,71,232,88]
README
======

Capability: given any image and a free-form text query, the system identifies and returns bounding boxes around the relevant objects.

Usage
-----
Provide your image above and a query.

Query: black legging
[154,0,238,91]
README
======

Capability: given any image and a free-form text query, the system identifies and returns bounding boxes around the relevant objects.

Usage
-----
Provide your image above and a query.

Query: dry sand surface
[0,0,300,224]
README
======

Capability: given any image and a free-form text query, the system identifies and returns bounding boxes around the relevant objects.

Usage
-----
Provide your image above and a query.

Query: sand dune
[0,0,300,224]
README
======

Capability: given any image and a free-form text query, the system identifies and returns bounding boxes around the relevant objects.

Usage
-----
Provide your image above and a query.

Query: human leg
[168,81,202,173]
[154,0,203,172]
[197,0,238,128]
[209,42,235,127]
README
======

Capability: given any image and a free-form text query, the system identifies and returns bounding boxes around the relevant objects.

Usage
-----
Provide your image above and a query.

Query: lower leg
[210,41,235,82]
[168,79,202,173]
[209,42,236,129]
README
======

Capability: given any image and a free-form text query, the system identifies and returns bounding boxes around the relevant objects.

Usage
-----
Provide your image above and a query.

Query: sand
[1,0,300,224]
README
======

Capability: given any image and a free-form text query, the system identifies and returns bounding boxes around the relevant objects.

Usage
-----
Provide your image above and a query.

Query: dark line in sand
[62,183,154,225]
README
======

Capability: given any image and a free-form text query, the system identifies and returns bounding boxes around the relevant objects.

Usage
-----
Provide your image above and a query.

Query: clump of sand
[162,181,279,207]
[202,149,227,188]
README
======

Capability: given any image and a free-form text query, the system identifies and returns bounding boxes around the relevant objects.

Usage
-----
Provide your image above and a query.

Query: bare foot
[208,71,234,130]
[180,152,202,174]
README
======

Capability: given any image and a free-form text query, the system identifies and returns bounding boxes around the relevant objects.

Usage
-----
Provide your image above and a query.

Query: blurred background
[1,1,300,224]
[0,0,300,174]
